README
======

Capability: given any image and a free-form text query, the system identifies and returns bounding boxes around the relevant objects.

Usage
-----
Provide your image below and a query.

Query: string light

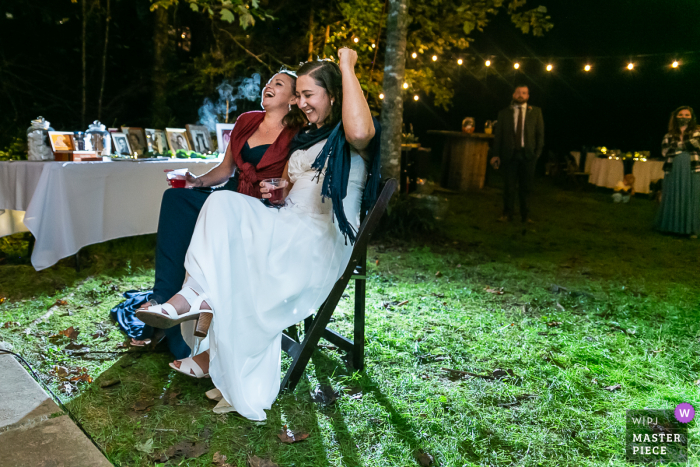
[546,64,553,71]
[513,62,520,69]
[411,52,417,59]
[584,64,591,72]
[432,55,438,61]
[371,43,376,48]
[457,58,463,65]
[379,93,384,99]
[672,60,679,68]
[353,37,359,43]
[485,60,491,67]
[403,82,409,89]
[413,95,419,101]
[627,62,634,70]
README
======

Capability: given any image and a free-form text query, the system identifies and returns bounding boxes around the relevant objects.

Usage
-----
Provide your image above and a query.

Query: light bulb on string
[413,95,419,101]
[485,59,491,67]
[379,93,384,99]
[672,60,679,68]
[432,55,438,62]
[403,82,409,89]
[627,62,634,70]
[546,64,553,72]
[584,64,591,72]
[353,37,359,43]
[457,58,463,65]
[371,43,376,49]
[411,52,417,59]
[513,62,520,69]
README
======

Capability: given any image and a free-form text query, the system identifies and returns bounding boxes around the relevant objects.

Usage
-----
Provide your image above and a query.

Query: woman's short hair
[296,59,343,127]
[668,106,697,135]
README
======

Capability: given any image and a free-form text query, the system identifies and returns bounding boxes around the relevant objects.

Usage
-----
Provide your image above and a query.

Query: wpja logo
[625,405,692,464]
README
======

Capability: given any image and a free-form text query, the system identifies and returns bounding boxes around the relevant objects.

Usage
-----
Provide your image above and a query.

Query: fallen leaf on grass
[248,455,279,467]
[0,297,5,304]
[485,287,505,295]
[58,381,75,395]
[416,452,434,466]
[397,300,410,307]
[435,271,443,278]
[375,259,380,266]
[51,326,79,340]
[156,440,208,462]
[277,428,310,443]
[2,321,19,328]
[604,384,621,392]
[133,400,156,411]
[91,330,105,339]
[54,299,68,306]
[546,321,562,327]
[135,438,154,454]
[310,384,340,406]
[213,451,233,467]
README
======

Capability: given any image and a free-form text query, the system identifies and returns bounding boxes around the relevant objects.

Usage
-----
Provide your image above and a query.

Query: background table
[587,157,664,194]
[428,131,494,191]
[569,151,596,173]
[0,159,220,270]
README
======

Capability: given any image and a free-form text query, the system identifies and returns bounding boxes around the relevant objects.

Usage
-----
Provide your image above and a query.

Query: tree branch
[218,28,273,73]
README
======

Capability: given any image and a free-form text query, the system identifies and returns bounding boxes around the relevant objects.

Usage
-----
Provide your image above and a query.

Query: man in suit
[490,85,545,222]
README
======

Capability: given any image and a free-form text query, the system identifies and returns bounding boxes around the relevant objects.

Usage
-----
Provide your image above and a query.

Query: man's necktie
[515,106,524,148]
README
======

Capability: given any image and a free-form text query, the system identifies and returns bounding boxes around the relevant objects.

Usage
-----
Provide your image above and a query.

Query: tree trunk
[379,0,409,182]
[98,0,110,121]
[152,7,170,128]
[81,0,87,128]
[307,11,314,61]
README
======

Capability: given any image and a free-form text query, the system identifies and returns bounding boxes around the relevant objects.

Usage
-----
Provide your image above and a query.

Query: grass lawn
[1,181,699,466]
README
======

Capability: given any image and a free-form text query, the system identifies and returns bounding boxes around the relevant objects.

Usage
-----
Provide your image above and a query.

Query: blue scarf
[310,118,382,244]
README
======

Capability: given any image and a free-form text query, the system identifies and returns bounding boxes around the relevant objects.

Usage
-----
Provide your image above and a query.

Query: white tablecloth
[631,160,665,194]
[588,158,665,194]
[570,151,596,173]
[0,159,221,270]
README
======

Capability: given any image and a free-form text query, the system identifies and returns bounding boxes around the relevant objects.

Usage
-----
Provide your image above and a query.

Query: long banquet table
[0,159,221,270]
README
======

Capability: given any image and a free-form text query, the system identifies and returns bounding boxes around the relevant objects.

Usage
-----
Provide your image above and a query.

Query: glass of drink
[261,178,288,205]
[165,169,188,188]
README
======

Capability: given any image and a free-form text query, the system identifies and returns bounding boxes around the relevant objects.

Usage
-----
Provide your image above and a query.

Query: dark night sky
[410,0,700,158]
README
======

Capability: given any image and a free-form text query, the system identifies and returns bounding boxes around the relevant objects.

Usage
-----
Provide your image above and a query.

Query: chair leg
[353,278,366,371]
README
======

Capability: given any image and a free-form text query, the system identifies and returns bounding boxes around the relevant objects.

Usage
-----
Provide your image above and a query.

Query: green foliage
[0,137,27,161]
[150,0,261,29]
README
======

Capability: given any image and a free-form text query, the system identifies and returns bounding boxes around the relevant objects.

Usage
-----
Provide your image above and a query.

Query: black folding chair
[280,179,398,392]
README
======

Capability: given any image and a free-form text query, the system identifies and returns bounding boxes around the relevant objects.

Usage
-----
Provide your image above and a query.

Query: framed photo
[166,128,191,152]
[48,131,75,152]
[145,129,168,153]
[186,124,213,154]
[216,123,235,154]
[111,132,132,156]
[121,127,146,154]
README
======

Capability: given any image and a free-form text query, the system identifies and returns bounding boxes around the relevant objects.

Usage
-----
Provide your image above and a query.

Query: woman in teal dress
[655,106,700,238]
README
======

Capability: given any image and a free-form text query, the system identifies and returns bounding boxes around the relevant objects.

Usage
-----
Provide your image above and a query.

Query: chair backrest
[336,178,398,283]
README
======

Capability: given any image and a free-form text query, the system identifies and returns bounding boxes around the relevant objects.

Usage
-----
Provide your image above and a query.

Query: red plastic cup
[165,169,187,188]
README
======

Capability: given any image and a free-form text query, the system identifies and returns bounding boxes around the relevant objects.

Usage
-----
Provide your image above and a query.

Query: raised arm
[338,48,375,155]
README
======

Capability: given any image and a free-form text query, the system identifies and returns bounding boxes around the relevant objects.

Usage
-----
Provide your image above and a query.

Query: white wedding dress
[182,139,367,421]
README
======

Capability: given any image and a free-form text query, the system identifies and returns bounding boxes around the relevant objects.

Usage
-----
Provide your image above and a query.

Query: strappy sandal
[169,356,209,378]
[135,286,213,336]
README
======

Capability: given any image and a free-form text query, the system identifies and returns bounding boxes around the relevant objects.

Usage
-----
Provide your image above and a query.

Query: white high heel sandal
[135,286,211,331]
[168,356,209,378]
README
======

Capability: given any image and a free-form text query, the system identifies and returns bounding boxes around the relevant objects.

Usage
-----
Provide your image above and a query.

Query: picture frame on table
[48,131,75,152]
[216,123,235,154]
[186,124,213,154]
[111,132,132,156]
[145,129,168,153]
[166,128,191,152]
[121,127,146,155]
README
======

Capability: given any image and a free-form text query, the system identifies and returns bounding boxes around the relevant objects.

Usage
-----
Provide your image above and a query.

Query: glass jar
[26,116,55,161]
[85,120,111,156]
[73,131,86,151]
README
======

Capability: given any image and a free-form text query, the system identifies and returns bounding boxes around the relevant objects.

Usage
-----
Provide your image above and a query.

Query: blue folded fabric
[110,290,154,340]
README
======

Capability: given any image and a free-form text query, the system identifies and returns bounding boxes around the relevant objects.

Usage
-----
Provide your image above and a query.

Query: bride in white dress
[136,48,381,421]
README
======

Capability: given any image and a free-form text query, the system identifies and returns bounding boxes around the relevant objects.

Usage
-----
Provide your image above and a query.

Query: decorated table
[587,157,664,194]
[0,158,221,270]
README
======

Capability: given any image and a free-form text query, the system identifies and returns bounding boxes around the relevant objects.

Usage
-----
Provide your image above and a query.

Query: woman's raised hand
[338,47,358,70]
